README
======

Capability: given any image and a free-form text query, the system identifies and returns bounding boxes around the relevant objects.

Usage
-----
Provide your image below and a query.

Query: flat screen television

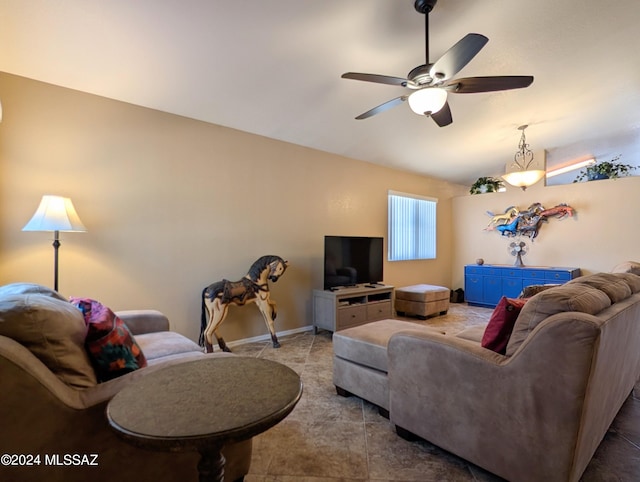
[324,236,384,290]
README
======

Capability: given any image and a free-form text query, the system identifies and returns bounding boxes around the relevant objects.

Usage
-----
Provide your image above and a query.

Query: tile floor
[230,303,640,481]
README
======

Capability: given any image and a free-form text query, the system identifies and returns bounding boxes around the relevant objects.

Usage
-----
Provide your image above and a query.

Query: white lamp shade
[407,88,447,115]
[23,195,87,232]
[501,169,546,189]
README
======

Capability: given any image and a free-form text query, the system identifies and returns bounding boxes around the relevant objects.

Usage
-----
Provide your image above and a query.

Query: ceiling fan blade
[431,101,452,127]
[429,33,488,82]
[449,76,534,93]
[342,72,410,87]
[355,96,407,120]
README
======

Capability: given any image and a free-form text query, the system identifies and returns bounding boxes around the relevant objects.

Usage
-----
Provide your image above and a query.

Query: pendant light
[502,125,545,190]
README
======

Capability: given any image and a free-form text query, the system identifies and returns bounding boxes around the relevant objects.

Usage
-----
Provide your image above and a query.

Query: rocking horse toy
[199,255,288,353]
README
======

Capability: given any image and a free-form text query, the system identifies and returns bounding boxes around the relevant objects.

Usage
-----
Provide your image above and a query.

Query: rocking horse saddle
[221,278,258,305]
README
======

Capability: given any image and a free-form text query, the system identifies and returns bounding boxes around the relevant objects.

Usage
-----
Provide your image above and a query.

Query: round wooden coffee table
[107,356,302,482]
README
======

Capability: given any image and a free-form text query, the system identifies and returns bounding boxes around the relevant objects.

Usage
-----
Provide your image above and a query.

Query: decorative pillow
[505,284,611,356]
[0,293,97,387]
[567,272,631,303]
[70,298,147,382]
[481,296,528,354]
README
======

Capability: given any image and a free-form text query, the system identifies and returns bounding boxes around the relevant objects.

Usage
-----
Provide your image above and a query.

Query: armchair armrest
[1,334,205,411]
[116,309,170,335]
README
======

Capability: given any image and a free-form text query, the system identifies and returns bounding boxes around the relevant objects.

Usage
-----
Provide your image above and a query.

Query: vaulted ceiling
[2,0,639,185]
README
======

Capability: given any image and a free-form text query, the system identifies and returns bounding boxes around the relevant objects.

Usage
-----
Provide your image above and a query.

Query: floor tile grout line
[362,400,372,481]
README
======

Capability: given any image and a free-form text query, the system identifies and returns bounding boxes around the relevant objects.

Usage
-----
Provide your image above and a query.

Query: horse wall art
[200,255,288,353]
[485,203,575,240]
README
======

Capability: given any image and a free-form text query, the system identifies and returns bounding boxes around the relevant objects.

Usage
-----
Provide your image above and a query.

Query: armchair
[0,284,252,482]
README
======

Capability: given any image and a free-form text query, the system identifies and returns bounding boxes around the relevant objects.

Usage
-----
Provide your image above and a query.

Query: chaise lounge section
[334,272,640,482]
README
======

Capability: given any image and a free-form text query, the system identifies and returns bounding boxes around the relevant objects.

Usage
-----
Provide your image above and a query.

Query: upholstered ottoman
[333,319,443,416]
[395,284,450,319]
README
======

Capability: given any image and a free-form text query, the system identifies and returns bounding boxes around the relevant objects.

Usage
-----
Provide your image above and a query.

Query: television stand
[312,285,394,334]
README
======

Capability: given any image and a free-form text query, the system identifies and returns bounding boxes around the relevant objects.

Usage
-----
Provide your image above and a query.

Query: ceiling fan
[342,0,534,127]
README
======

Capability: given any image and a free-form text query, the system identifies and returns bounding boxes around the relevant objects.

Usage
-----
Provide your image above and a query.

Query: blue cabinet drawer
[464,265,480,275]
[522,270,547,280]
[545,271,572,282]
[498,267,523,278]
[465,265,498,276]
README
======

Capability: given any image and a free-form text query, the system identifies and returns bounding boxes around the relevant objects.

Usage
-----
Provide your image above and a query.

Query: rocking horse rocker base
[200,255,288,353]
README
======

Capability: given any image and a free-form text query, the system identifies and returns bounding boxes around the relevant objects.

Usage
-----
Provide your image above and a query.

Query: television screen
[324,236,384,290]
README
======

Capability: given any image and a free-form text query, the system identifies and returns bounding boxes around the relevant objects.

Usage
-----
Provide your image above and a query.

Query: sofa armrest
[116,309,170,335]
[387,316,601,482]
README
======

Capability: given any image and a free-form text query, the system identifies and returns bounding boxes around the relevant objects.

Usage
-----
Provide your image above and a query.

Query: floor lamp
[23,195,87,292]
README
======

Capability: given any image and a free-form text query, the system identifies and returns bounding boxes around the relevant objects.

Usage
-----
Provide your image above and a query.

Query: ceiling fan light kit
[341,0,534,127]
[407,88,447,115]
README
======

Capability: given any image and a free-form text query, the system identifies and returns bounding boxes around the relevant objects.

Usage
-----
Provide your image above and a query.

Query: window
[388,190,437,261]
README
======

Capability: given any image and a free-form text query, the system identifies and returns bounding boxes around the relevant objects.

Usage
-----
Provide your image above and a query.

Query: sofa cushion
[454,325,485,343]
[135,331,202,361]
[71,298,147,382]
[567,272,631,303]
[505,284,611,356]
[0,294,97,387]
[610,272,640,294]
[481,296,528,355]
[333,319,427,373]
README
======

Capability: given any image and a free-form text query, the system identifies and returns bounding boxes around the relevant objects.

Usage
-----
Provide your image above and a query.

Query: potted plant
[469,177,505,194]
[573,155,636,182]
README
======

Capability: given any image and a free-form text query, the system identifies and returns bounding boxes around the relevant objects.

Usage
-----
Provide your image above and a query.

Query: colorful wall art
[485,203,575,241]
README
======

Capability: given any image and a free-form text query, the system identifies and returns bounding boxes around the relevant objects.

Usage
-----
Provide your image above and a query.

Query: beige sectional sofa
[0,283,252,482]
[335,272,640,482]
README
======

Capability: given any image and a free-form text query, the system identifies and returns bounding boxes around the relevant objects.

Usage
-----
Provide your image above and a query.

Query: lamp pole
[53,230,60,292]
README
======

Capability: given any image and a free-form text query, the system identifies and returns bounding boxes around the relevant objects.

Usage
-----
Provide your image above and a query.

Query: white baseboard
[215,324,314,350]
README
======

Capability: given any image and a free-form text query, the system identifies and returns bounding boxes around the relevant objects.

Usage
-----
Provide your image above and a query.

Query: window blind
[388,191,437,261]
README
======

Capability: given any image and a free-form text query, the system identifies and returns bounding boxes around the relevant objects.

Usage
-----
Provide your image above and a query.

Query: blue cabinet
[464,265,580,308]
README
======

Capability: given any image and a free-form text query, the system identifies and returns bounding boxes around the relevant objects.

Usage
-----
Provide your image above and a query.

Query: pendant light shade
[502,169,546,189]
[501,125,545,190]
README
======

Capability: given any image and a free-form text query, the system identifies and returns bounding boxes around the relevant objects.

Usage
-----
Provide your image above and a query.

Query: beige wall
[451,177,640,291]
[0,73,467,344]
